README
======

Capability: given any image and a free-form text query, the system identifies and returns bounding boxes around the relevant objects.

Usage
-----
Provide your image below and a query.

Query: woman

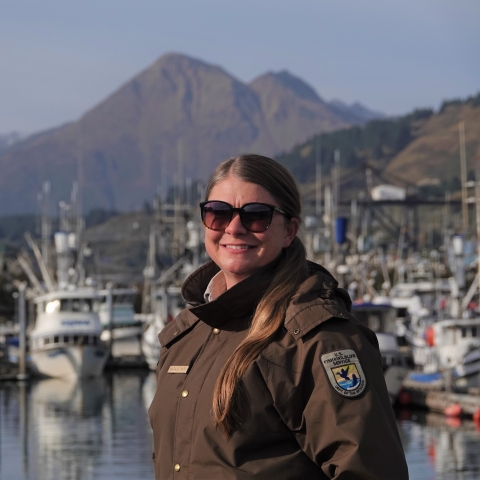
[149,154,409,479]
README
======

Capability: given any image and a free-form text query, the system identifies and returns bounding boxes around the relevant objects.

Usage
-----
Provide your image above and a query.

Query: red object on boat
[398,389,411,406]
[473,407,480,424]
[444,403,462,418]
[425,326,435,346]
[397,408,413,422]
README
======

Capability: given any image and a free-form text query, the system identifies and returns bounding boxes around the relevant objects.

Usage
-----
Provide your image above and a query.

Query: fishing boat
[97,287,144,362]
[407,314,480,391]
[29,289,109,378]
[141,285,184,370]
[352,297,408,402]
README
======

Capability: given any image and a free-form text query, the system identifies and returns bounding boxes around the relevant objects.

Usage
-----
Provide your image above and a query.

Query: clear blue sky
[1,0,479,134]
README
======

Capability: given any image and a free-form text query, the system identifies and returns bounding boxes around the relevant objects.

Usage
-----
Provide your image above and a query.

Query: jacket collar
[161,261,276,346]
[184,260,278,328]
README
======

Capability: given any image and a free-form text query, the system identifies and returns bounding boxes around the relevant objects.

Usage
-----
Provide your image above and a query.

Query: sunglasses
[200,200,289,233]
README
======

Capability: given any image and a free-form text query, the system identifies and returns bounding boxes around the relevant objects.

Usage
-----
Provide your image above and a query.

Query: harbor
[1,2,478,477]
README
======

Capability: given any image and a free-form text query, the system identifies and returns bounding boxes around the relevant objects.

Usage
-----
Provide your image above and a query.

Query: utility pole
[17,282,28,380]
[333,149,340,221]
[106,282,114,357]
[333,150,340,260]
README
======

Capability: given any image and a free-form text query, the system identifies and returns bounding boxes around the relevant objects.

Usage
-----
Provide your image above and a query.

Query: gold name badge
[168,365,189,374]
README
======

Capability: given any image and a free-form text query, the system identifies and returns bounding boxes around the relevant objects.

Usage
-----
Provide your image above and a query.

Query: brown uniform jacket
[149,260,409,479]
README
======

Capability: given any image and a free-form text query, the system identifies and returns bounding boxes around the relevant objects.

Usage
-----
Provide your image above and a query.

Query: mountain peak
[251,70,322,103]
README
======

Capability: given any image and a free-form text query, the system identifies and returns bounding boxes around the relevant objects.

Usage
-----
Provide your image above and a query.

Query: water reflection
[0,371,154,480]
[4,371,480,480]
[398,409,480,480]
[30,376,106,480]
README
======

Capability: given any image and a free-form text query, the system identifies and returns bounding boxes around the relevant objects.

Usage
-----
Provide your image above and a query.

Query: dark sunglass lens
[241,204,273,232]
[202,202,232,230]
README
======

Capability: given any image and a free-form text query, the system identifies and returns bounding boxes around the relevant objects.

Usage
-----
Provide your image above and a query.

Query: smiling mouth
[222,244,254,250]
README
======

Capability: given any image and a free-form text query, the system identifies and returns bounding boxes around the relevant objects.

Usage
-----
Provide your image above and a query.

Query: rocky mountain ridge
[0,53,382,215]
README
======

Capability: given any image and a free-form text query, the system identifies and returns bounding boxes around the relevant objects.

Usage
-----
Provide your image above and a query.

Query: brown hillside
[385,102,480,184]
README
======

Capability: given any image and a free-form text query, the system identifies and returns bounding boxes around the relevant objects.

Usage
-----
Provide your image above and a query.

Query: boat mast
[41,180,51,271]
[459,121,468,233]
[315,136,322,218]
[476,155,480,310]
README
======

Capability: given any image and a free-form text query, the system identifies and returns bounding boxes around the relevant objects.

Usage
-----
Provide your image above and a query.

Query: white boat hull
[141,323,161,371]
[384,365,408,403]
[30,344,109,378]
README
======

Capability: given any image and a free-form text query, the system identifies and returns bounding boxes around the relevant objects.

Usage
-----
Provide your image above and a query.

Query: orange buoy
[445,417,462,428]
[444,403,462,418]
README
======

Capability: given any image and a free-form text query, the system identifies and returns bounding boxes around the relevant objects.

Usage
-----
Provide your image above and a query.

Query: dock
[105,355,148,369]
[401,376,480,420]
[0,361,20,380]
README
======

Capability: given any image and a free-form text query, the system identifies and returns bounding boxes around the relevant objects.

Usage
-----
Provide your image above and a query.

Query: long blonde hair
[206,154,308,436]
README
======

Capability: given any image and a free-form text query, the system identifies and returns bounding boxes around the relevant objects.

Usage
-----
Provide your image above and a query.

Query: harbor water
[1,370,480,480]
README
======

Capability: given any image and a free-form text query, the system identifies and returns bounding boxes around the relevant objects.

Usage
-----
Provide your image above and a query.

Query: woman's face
[204,175,299,289]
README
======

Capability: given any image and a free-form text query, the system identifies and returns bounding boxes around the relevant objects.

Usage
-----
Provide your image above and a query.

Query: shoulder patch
[321,349,366,398]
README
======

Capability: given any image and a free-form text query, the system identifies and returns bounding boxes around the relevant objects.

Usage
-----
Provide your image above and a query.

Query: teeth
[225,245,251,250]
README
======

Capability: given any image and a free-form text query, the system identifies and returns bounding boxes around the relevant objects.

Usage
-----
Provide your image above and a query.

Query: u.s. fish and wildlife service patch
[321,349,366,398]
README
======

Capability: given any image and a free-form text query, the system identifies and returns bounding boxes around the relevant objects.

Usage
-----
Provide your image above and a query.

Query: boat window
[396,308,407,318]
[73,335,79,343]
[60,299,71,311]
[368,314,381,332]
[58,298,93,312]
[461,327,467,338]
[64,335,70,343]
[72,300,82,311]
[176,298,185,308]
[352,308,396,334]
[472,326,477,337]
[44,337,50,345]
[72,299,92,312]
[53,335,59,344]
[418,293,434,309]
[92,336,97,345]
